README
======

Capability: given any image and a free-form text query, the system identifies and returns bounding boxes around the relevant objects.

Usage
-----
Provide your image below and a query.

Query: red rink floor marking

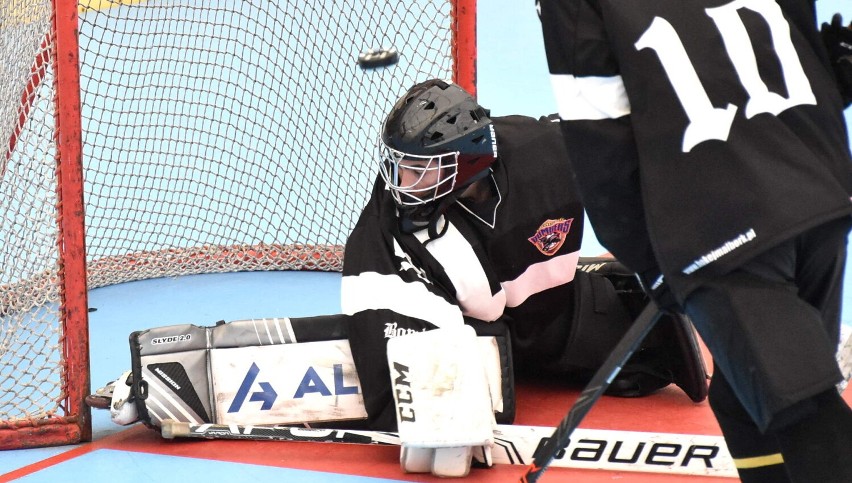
[98,383,848,483]
[6,382,851,482]
[5,344,850,483]
[91,384,730,483]
[2,380,725,483]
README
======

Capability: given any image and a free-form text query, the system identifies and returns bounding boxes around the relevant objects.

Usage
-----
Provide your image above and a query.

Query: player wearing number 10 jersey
[538,0,852,482]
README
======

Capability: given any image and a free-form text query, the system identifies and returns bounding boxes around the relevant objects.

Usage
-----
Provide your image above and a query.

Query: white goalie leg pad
[387,325,495,477]
[109,370,140,426]
[472,444,493,467]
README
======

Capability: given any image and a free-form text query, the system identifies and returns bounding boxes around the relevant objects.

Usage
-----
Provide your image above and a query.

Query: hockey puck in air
[357,48,399,69]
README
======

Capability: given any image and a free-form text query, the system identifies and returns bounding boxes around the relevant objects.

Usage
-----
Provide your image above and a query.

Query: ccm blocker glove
[821,13,852,107]
[636,267,681,315]
[386,325,495,478]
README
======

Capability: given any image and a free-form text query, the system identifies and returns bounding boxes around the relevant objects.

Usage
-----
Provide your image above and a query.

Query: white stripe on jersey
[503,251,579,308]
[341,271,464,329]
[550,73,631,120]
[414,219,507,322]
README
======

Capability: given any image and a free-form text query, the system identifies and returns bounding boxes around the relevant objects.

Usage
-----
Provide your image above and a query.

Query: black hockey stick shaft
[520,302,663,483]
[161,420,400,445]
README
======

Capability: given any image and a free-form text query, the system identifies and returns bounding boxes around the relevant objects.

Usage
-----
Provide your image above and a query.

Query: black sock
[774,390,852,483]
[733,462,791,483]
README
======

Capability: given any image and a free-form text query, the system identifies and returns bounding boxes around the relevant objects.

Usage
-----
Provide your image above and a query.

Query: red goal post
[0,0,476,449]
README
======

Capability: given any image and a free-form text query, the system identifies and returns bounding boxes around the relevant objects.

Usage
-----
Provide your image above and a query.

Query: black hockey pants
[682,216,852,483]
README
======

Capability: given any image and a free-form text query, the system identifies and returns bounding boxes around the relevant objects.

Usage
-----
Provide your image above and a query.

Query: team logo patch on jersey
[528,218,574,256]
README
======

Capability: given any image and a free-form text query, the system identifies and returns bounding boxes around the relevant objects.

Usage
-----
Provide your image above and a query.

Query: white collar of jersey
[456,173,500,229]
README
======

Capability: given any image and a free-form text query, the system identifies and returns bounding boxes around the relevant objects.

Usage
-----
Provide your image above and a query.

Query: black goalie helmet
[379,79,497,220]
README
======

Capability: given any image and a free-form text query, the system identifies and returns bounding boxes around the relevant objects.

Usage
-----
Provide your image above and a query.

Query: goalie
[94,79,708,478]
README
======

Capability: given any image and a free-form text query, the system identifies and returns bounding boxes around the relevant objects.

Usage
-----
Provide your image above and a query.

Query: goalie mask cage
[0,0,476,449]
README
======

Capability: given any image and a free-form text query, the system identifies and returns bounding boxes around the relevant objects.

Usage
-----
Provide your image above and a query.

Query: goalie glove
[578,258,708,402]
[387,325,495,478]
[821,13,852,107]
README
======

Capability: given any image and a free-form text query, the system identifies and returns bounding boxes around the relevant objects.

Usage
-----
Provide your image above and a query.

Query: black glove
[636,267,680,315]
[577,257,647,316]
[821,13,852,107]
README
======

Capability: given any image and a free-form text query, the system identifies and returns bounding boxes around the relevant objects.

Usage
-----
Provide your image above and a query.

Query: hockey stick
[162,420,399,445]
[160,419,737,477]
[520,302,664,483]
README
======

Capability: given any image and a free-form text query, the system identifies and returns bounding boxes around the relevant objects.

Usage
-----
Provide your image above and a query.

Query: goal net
[0,0,475,449]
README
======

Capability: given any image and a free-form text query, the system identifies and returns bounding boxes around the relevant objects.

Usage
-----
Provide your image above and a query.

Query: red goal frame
[0,0,476,450]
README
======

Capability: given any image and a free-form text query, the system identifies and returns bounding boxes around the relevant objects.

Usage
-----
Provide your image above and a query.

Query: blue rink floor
[1,267,849,483]
[2,0,851,481]
[1,271,348,480]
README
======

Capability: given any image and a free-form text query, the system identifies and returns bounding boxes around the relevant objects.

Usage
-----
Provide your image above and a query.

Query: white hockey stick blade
[160,420,737,478]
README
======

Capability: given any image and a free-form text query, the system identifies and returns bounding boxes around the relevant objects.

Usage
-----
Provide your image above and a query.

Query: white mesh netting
[1,0,466,430]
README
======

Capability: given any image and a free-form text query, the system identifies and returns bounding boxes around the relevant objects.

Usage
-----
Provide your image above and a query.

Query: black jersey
[342,115,586,372]
[340,115,591,428]
[539,0,852,295]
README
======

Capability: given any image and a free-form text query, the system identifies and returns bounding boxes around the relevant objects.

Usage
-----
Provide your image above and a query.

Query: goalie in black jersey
[538,1,852,482]
[341,79,707,476]
[93,79,708,479]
